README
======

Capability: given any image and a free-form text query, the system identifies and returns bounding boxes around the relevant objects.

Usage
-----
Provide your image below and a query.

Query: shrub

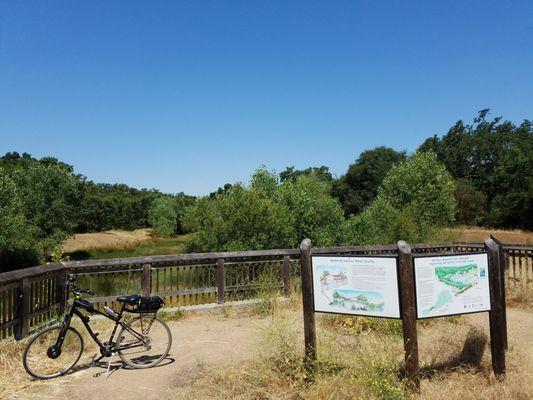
[149,197,179,236]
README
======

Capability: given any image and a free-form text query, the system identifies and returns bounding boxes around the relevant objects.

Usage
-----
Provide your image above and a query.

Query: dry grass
[449,227,533,245]
[62,228,154,252]
[506,284,533,310]
[170,299,533,400]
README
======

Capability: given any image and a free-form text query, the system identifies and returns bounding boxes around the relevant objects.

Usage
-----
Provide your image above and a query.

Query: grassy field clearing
[62,229,187,260]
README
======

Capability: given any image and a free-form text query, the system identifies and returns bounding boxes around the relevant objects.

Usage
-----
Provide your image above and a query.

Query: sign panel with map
[311,255,401,319]
[414,253,491,319]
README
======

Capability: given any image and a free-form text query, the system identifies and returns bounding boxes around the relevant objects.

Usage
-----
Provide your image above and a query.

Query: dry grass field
[450,227,533,245]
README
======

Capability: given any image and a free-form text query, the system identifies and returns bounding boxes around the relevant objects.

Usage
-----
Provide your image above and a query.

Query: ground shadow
[419,327,488,379]
[398,327,488,380]
[62,354,176,379]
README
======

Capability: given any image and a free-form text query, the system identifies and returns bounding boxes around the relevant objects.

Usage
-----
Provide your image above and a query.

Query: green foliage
[183,168,347,252]
[334,147,406,217]
[183,182,294,252]
[279,165,333,183]
[11,163,80,255]
[277,174,346,247]
[0,169,39,271]
[419,111,532,229]
[454,179,487,225]
[379,151,456,227]
[344,153,456,245]
[148,197,178,236]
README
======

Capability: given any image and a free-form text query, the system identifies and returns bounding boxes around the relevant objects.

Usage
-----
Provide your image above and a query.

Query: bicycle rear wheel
[23,325,84,379]
[117,315,171,369]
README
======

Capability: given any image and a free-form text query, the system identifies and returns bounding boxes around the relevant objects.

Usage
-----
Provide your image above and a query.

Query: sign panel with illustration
[311,255,401,319]
[414,253,491,319]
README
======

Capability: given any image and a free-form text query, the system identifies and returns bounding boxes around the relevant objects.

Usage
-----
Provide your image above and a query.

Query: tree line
[1,110,531,271]
[0,152,194,271]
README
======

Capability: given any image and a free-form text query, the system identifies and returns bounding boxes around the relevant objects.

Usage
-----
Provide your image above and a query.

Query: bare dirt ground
[5,306,532,400]
[450,227,533,245]
[62,229,154,252]
[15,314,266,400]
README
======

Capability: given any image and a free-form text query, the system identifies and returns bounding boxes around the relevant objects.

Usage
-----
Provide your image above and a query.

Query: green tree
[279,165,333,183]
[183,184,294,252]
[12,163,80,257]
[149,197,179,236]
[334,147,406,216]
[419,111,532,229]
[454,179,487,225]
[277,173,345,246]
[344,153,456,245]
[0,169,39,272]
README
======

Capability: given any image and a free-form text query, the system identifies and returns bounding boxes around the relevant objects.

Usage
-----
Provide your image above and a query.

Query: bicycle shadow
[66,354,176,379]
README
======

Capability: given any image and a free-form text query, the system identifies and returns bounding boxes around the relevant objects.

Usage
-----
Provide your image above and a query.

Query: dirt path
[17,307,533,400]
[37,314,266,400]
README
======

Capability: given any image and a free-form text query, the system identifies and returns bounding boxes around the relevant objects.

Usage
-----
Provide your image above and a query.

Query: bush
[344,152,457,245]
[149,197,179,236]
[182,168,347,252]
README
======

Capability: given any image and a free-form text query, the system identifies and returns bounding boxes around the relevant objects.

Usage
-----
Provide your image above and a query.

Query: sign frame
[311,253,402,320]
[413,251,492,320]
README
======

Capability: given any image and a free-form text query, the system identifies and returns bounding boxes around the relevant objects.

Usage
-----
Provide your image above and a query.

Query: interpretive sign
[414,253,491,319]
[311,255,401,318]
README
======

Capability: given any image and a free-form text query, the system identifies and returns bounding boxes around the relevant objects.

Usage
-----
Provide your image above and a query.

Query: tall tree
[334,147,406,216]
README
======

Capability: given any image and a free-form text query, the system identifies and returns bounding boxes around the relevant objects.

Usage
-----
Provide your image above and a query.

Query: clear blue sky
[1,1,531,195]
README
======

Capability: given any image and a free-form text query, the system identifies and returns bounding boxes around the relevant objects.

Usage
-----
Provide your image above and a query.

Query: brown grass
[449,227,533,245]
[170,299,533,400]
[62,228,154,252]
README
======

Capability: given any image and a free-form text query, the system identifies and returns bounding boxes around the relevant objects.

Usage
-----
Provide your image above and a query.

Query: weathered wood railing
[0,241,531,340]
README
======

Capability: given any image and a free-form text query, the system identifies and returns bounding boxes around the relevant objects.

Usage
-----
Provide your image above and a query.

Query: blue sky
[1,1,531,195]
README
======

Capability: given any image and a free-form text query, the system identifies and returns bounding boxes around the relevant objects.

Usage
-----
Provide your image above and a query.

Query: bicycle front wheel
[23,325,84,379]
[117,315,172,369]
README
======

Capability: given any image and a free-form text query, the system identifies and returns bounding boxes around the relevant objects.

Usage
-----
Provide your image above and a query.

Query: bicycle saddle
[116,294,140,305]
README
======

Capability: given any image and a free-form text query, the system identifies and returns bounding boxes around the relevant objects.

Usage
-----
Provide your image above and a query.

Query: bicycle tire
[117,316,172,369]
[23,325,84,379]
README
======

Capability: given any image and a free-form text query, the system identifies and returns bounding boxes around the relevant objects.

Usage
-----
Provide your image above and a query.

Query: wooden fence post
[217,259,225,304]
[397,240,420,392]
[282,256,291,297]
[485,238,506,378]
[490,235,508,350]
[56,268,68,316]
[300,238,317,373]
[141,263,152,297]
[15,277,30,340]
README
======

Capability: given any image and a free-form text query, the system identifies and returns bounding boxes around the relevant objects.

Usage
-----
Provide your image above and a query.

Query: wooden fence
[1,241,531,340]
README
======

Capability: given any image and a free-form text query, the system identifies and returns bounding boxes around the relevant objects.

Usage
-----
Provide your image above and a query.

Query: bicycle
[22,277,172,379]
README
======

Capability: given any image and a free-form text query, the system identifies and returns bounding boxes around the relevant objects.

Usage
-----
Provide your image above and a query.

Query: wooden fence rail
[1,241,531,340]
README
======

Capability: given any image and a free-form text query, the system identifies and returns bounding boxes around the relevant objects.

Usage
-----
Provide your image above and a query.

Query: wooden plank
[397,241,420,392]
[217,259,225,304]
[300,238,317,372]
[0,318,20,331]
[0,263,65,284]
[485,238,506,378]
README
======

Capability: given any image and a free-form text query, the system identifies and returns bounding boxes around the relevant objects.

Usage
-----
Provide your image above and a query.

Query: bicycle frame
[55,298,149,356]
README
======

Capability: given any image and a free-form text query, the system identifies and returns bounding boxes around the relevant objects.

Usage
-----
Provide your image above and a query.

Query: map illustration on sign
[414,253,491,319]
[312,256,400,319]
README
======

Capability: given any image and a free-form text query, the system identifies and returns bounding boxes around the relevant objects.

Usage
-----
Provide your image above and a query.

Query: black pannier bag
[136,296,164,313]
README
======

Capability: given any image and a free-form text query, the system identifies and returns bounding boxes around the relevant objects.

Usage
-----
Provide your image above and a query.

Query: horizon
[1,1,532,195]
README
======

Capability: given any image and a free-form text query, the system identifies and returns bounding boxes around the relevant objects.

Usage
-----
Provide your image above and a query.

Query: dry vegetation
[450,227,533,245]
[2,281,532,400]
[170,290,533,400]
